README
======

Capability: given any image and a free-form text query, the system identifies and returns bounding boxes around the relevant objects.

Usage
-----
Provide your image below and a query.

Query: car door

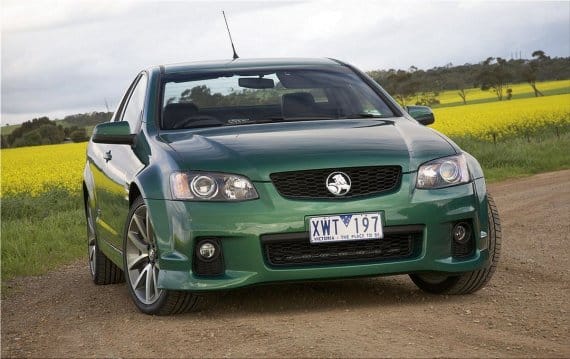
[93,73,147,251]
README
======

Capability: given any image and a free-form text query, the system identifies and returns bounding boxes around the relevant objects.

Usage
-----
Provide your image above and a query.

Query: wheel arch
[463,151,485,180]
[83,160,97,212]
[128,182,142,206]
[82,181,90,217]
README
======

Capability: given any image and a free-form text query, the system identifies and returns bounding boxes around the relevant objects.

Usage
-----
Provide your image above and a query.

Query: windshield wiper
[344,113,387,119]
[224,118,283,126]
[191,114,387,129]
[227,117,336,125]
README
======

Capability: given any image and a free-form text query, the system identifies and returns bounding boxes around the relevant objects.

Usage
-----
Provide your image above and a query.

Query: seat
[281,92,319,119]
[162,103,199,129]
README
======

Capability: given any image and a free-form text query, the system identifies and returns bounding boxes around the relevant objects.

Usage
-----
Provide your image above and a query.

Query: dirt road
[2,170,569,358]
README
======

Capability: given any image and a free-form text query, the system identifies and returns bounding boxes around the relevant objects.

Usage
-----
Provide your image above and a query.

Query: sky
[1,0,569,125]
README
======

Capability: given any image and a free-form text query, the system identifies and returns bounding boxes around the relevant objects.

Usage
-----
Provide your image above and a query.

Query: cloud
[1,0,569,124]
[1,0,135,32]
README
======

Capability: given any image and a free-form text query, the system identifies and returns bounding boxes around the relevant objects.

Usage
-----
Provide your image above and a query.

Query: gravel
[2,170,569,358]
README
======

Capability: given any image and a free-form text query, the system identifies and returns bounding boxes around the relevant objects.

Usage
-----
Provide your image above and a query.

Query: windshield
[161,68,395,130]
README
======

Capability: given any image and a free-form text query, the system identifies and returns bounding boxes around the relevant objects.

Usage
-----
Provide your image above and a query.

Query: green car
[84,58,501,315]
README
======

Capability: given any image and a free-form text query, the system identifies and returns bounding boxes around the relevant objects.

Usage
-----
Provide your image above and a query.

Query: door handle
[104,150,112,162]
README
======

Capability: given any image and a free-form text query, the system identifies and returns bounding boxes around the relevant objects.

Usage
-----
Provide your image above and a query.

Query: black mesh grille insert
[452,240,474,259]
[270,166,402,199]
[262,228,422,267]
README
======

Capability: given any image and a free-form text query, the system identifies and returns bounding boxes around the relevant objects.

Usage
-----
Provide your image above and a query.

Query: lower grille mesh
[262,230,422,267]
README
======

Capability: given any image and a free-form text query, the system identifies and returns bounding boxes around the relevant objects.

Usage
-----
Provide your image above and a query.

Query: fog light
[453,222,471,244]
[199,242,217,259]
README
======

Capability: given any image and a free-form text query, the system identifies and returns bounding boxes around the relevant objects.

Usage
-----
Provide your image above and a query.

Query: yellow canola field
[432,94,570,140]
[1,93,569,196]
[1,142,87,196]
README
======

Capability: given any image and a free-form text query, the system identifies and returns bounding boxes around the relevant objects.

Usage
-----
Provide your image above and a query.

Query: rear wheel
[124,197,204,315]
[410,194,501,294]
[86,204,124,284]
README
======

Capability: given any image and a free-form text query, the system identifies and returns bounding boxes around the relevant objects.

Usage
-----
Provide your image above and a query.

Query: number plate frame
[309,212,383,244]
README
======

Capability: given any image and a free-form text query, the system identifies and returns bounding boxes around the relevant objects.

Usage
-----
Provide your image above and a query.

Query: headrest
[162,103,199,129]
[281,92,316,119]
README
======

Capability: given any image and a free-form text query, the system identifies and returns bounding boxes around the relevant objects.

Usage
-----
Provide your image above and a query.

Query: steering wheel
[172,115,224,129]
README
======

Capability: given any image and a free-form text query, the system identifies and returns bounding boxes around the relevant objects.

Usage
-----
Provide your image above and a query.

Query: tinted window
[161,69,395,130]
[121,74,148,132]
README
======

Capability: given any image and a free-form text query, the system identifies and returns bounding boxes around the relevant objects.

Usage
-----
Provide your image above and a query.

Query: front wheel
[123,197,204,315]
[410,194,502,294]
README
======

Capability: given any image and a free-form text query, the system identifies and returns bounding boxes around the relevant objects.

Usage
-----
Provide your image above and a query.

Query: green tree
[447,78,469,105]
[380,70,421,106]
[457,88,467,105]
[63,111,112,127]
[38,124,65,144]
[70,128,89,142]
[521,50,549,97]
[6,117,66,147]
[180,85,223,107]
[0,135,9,148]
[477,57,513,101]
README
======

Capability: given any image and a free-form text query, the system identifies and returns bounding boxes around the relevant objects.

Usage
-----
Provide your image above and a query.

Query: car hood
[159,119,457,181]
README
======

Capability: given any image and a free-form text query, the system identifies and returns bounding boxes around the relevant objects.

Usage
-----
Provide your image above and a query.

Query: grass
[434,79,570,108]
[453,132,570,182]
[1,133,569,285]
[1,84,569,285]
[1,188,85,284]
[434,86,570,109]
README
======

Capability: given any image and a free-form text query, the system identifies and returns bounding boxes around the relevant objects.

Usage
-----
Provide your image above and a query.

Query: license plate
[309,212,383,244]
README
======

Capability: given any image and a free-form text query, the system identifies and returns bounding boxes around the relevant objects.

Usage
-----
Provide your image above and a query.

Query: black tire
[410,194,501,294]
[123,196,206,315]
[86,204,124,285]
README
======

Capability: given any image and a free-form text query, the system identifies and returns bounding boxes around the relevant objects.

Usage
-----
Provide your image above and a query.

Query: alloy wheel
[87,207,97,277]
[125,204,162,305]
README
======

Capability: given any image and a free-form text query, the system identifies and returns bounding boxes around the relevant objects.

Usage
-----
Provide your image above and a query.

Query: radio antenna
[222,11,239,60]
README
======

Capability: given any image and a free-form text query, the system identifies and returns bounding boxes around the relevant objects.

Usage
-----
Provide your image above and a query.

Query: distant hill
[61,111,112,127]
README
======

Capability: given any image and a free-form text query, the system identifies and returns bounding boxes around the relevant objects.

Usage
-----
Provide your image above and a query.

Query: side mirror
[92,121,135,145]
[406,105,435,126]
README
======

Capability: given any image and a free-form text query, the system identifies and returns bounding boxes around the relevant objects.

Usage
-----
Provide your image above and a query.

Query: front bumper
[149,174,490,291]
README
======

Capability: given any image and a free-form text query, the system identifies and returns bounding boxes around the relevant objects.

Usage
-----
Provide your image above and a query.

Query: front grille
[261,226,423,267]
[270,166,402,199]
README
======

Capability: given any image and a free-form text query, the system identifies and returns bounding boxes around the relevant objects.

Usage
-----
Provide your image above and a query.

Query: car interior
[161,90,366,129]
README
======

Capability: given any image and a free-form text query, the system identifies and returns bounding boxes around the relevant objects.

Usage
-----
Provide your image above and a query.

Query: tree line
[2,51,568,148]
[1,112,112,148]
[367,51,569,105]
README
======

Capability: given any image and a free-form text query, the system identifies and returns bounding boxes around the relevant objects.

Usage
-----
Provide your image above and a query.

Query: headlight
[170,172,258,201]
[416,154,470,189]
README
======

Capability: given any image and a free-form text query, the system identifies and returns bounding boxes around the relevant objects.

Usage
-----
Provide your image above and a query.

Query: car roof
[159,58,344,75]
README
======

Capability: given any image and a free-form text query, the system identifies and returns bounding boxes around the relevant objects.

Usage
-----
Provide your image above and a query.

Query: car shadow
[192,275,463,317]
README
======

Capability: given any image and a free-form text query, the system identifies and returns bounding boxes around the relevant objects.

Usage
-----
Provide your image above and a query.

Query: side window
[120,74,148,132]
